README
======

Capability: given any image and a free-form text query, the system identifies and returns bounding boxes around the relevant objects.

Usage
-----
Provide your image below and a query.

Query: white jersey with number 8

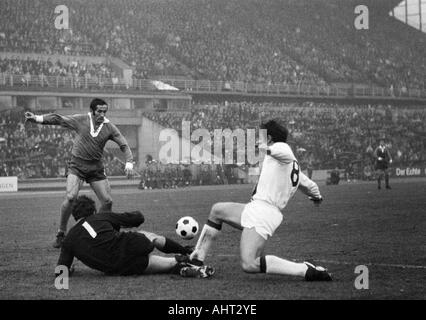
[252,142,321,211]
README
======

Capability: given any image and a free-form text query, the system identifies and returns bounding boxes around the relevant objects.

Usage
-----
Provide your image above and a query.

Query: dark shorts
[68,156,107,183]
[375,161,388,171]
[116,233,155,276]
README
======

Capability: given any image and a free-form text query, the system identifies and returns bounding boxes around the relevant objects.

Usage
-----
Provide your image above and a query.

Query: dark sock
[170,260,184,274]
[206,219,222,231]
[260,255,267,273]
[206,219,222,230]
[162,238,189,255]
[99,203,112,213]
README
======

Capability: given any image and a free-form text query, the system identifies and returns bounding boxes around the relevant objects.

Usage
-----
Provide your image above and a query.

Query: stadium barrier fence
[1,73,426,100]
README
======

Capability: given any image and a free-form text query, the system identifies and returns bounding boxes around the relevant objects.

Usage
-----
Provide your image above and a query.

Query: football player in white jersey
[189,120,332,281]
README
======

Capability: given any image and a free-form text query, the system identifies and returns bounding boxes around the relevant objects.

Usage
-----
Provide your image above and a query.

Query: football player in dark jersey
[56,195,214,278]
[25,98,134,248]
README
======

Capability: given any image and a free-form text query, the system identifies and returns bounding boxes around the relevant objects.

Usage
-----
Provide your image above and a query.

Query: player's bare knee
[210,203,226,220]
[65,193,78,204]
[241,259,258,273]
[102,198,113,208]
[149,233,165,247]
[152,238,161,248]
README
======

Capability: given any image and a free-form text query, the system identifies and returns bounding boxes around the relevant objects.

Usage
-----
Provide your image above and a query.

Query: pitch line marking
[315,259,426,270]
[216,254,426,269]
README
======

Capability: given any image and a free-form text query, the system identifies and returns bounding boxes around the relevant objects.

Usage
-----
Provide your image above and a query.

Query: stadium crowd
[1,0,426,90]
[1,0,426,183]
[142,101,426,180]
[0,0,101,56]
[146,0,325,84]
[137,160,246,190]
[2,101,425,181]
[273,0,426,90]
[0,57,114,79]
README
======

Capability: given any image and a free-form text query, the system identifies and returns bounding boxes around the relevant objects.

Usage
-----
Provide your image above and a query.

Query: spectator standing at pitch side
[25,98,135,248]
[374,140,393,190]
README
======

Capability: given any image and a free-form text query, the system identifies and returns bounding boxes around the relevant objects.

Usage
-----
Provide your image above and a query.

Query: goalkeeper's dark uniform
[57,211,155,275]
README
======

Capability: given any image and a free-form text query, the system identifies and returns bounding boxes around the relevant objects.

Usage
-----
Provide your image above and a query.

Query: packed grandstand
[0,0,425,185]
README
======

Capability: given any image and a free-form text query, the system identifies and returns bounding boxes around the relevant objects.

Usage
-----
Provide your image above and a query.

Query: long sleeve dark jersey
[57,211,144,274]
[40,113,133,162]
[374,145,392,164]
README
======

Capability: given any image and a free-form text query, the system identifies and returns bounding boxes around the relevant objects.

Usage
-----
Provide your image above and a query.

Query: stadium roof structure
[390,0,426,32]
[331,0,401,12]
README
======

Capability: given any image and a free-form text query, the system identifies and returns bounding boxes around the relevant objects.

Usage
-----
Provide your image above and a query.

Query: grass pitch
[0,180,425,300]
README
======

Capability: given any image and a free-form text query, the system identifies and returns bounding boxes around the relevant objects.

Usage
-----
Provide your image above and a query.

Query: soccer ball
[175,216,199,240]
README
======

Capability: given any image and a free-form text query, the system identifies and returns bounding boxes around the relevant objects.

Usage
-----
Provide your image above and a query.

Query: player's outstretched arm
[107,211,145,230]
[24,111,43,123]
[25,111,80,130]
[110,124,134,177]
[56,247,75,277]
[298,171,323,205]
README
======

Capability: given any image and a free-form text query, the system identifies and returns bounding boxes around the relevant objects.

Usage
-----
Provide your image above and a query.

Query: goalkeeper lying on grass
[56,195,214,278]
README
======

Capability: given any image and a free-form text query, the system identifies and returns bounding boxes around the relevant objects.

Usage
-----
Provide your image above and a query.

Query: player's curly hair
[260,119,289,143]
[71,195,96,221]
[90,98,108,113]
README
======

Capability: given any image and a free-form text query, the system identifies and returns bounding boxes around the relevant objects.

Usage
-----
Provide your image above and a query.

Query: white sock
[264,255,308,277]
[190,224,220,262]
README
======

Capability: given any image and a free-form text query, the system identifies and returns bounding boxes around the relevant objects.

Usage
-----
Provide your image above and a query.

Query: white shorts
[240,200,283,240]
